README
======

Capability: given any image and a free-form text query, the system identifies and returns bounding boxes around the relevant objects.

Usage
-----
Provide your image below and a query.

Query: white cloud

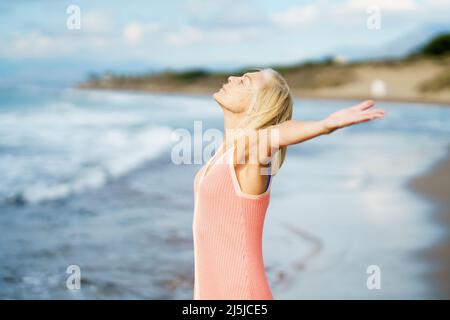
[165,25,262,46]
[212,28,256,42]
[183,0,229,14]
[2,0,448,64]
[0,32,69,58]
[269,0,444,31]
[166,26,204,46]
[123,22,160,44]
[422,0,450,15]
[0,31,113,59]
[425,0,450,6]
[124,23,142,43]
[343,0,420,12]
[271,4,318,29]
[83,11,114,33]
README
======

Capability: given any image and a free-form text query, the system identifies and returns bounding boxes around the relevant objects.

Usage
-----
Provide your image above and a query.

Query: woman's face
[213,71,267,113]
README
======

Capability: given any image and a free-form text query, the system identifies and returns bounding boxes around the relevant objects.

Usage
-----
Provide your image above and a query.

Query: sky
[0,0,449,86]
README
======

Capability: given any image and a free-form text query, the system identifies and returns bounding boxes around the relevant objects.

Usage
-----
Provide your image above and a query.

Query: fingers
[361,110,385,121]
[353,100,374,111]
[353,108,385,124]
[361,108,385,117]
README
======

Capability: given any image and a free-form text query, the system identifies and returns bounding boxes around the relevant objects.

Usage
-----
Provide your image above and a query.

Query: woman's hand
[323,100,385,134]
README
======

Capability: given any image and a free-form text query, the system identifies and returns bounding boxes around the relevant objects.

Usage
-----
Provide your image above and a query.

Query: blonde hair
[235,68,293,172]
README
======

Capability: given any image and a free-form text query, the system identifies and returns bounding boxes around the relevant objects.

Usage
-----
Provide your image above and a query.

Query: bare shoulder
[230,131,272,195]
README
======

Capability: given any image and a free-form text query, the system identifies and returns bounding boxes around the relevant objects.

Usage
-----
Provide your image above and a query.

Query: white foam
[0,96,174,204]
[16,126,172,203]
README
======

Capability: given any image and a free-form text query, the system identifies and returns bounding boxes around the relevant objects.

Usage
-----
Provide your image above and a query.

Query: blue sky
[0,0,449,86]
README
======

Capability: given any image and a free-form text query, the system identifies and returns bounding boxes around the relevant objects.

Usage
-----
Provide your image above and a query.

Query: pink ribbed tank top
[192,142,273,300]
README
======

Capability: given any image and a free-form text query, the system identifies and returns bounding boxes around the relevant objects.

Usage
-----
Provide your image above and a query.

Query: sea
[0,86,449,299]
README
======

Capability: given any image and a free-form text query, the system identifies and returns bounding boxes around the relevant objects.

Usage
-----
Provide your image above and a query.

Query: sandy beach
[409,145,450,299]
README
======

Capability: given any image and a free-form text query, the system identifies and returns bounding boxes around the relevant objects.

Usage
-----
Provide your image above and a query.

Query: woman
[192,68,385,300]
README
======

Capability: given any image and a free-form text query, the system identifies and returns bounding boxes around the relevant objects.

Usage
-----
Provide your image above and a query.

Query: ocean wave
[2,125,173,204]
[0,89,220,204]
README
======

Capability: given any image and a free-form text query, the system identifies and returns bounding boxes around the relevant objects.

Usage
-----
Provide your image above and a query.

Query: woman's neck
[223,108,245,144]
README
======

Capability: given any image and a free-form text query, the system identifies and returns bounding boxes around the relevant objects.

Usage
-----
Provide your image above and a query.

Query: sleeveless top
[192,142,273,300]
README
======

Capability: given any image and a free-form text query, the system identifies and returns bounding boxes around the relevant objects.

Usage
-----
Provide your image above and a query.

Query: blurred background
[0,0,449,299]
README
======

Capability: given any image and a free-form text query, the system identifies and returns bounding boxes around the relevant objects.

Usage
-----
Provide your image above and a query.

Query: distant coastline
[76,56,450,106]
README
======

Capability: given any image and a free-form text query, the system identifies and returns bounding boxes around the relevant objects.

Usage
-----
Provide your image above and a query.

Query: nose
[228,76,236,83]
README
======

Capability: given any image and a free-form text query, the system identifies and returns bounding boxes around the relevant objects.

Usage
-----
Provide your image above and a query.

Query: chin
[213,92,227,109]
[213,90,221,102]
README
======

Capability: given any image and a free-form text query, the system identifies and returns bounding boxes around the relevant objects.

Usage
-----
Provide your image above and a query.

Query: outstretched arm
[261,100,385,156]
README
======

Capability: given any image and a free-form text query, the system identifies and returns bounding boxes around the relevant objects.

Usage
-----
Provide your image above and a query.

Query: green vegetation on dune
[409,33,450,58]
[420,33,450,56]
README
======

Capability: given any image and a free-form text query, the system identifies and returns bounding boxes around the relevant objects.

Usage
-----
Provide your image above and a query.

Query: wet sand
[409,145,450,299]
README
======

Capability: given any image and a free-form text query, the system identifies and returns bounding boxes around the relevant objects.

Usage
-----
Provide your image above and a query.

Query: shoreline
[408,145,450,299]
[74,86,450,107]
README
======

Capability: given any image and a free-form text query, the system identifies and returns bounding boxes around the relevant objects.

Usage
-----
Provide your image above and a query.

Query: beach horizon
[76,55,450,106]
